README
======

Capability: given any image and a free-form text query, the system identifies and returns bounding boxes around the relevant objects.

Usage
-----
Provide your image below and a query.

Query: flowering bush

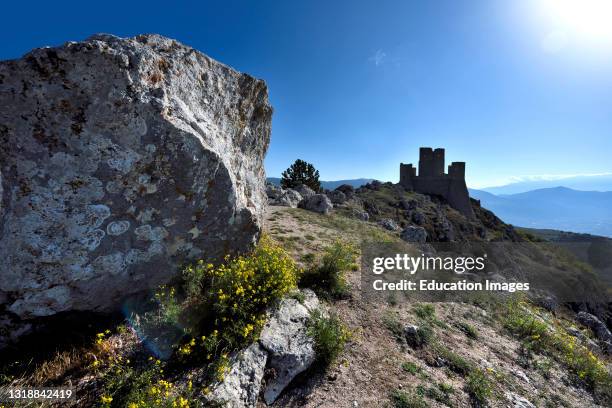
[177,235,299,377]
[503,299,610,399]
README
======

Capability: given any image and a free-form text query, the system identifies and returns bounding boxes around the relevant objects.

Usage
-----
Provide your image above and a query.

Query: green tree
[280,159,321,191]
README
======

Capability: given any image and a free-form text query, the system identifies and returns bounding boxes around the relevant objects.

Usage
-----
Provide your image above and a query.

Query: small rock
[511,368,531,384]
[351,209,369,221]
[378,219,400,231]
[400,226,427,243]
[505,392,536,408]
[299,194,333,215]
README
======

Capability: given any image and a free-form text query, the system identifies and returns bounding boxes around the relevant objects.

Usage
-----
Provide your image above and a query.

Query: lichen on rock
[0,34,272,344]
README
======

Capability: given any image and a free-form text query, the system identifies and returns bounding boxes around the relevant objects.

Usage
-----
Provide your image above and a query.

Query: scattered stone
[260,289,321,404]
[299,194,333,215]
[511,368,531,384]
[351,209,369,222]
[0,34,270,345]
[378,218,400,231]
[505,392,536,408]
[400,226,427,243]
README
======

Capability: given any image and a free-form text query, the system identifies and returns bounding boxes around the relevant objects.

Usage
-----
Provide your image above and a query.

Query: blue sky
[2,0,612,188]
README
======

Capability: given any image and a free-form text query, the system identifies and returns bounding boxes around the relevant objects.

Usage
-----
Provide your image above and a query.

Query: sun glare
[540,0,612,44]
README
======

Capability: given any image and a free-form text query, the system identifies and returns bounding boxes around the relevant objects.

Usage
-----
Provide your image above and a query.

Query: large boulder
[294,184,316,199]
[0,34,271,344]
[266,183,282,199]
[271,189,302,208]
[299,194,333,215]
[326,189,347,205]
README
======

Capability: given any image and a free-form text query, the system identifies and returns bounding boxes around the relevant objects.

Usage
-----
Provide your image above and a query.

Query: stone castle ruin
[400,148,474,218]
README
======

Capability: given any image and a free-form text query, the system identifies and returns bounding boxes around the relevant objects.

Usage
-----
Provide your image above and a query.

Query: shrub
[177,235,298,376]
[455,322,478,340]
[401,361,421,375]
[434,346,472,376]
[308,310,351,367]
[383,312,405,342]
[465,368,493,407]
[503,299,611,397]
[300,240,358,299]
[390,389,429,408]
[416,383,454,407]
[414,304,436,320]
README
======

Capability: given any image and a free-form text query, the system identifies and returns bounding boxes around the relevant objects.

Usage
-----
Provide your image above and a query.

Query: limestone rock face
[0,34,271,338]
[260,289,320,404]
[206,343,268,408]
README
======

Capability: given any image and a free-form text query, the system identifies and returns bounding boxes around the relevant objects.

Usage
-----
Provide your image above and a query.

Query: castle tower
[418,147,434,176]
[432,148,445,176]
[402,147,474,219]
[418,147,445,177]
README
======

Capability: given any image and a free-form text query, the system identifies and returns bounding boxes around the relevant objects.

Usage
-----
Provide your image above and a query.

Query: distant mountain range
[480,174,612,195]
[470,187,612,237]
[266,177,373,190]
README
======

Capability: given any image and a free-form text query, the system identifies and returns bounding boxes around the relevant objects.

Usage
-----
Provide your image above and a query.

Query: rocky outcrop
[207,290,322,407]
[577,311,612,353]
[0,34,271,344]
[299,194,333,215]
[401,226,427,243]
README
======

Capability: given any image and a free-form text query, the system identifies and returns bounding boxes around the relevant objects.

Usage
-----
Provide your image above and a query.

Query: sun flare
[540,0,612,43]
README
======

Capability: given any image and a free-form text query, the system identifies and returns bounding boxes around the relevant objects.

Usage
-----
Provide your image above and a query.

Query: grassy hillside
[0,184,610,408]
